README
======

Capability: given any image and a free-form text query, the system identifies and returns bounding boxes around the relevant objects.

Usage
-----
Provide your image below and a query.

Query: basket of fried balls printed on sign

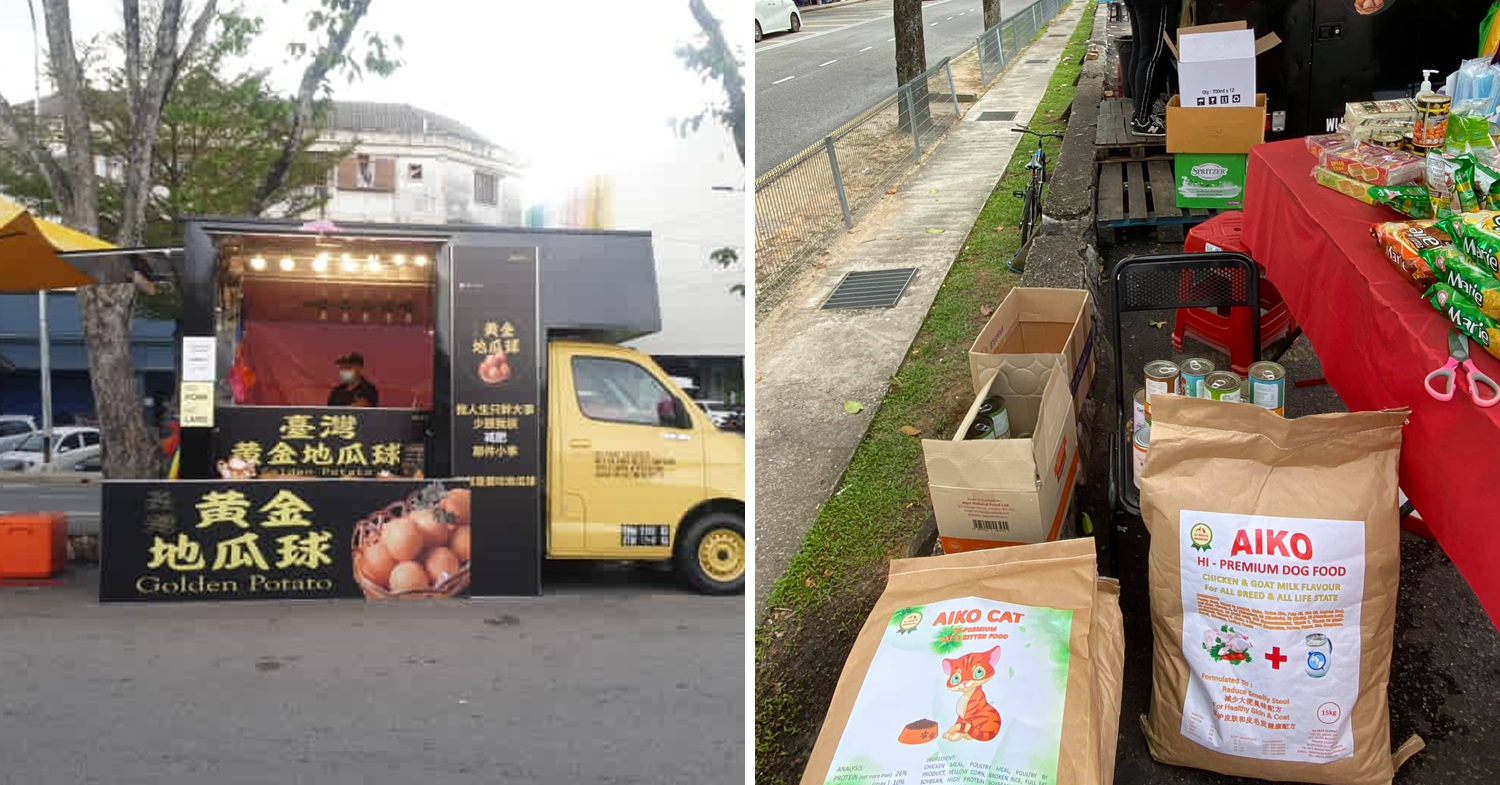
[352,483,472,598]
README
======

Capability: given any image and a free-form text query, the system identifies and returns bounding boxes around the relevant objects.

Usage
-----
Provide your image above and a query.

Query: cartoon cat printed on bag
[940,645,1003,742]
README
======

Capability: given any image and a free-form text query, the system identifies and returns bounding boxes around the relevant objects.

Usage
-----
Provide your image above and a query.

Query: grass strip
[754,3,1097,783]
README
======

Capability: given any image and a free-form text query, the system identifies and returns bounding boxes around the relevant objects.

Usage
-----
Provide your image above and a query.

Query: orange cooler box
[0,512,67,578]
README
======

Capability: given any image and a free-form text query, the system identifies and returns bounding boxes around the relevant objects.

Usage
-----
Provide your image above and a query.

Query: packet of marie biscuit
[1425,282,1500,360]
[1423,245,1500,318]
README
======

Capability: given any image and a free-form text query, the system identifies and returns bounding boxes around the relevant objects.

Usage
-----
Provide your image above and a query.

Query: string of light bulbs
[246,251,429,273]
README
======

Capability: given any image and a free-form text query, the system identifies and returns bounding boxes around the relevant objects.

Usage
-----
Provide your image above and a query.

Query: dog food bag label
[1177,510,1365,764]
[823,596,1073,785]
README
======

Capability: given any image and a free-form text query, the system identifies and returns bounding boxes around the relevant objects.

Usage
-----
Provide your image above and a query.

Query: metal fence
[755,56,960,306]
[755,0,1075,310]
[979,0,1072,87]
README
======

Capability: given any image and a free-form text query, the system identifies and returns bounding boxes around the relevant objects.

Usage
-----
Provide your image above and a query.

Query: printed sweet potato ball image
[353,485,474,599]
[478,351,512,385]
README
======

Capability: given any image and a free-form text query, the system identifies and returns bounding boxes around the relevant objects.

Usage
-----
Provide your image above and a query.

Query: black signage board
[101,478,470,602]
[211,407,428,478]
[449,246,542,596]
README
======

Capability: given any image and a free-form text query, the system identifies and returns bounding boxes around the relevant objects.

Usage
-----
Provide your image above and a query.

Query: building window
[474,171,498,206]
[407,163,423,181]
[336,154,395,191]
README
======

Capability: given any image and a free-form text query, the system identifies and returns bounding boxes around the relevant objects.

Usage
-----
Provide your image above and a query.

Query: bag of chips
[1437,210,1500,275]
[1426,282,1500,360]
[1367,185,1432,219]
[1470,158,1500,210]
[1423,245,1500,318]
[1371,220,1444,289]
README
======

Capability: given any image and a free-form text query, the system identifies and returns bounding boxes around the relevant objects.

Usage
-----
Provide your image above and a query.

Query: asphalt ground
[755,0,1042,176]
[0,562,744,785]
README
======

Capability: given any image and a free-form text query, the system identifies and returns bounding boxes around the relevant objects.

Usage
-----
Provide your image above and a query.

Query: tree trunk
[687,0,744,165]
[893,0,930,136]
[983,0,1001,31]
[40,0,96,233]
[77,285,160,478]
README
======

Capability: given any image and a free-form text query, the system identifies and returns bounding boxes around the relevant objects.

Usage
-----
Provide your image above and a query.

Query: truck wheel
[676,512,745,595]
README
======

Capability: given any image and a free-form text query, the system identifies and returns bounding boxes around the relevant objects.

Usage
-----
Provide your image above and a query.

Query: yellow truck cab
[547,340,745,593]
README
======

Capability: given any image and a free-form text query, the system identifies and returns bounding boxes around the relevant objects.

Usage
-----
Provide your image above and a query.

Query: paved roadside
[0,564,744,785]
[753,0,1086,619]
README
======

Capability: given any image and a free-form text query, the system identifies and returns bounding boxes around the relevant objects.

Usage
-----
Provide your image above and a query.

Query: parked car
[0,415,37,453]
[755,0,801,42]
[0,426,103,472]
[696,400,735,429]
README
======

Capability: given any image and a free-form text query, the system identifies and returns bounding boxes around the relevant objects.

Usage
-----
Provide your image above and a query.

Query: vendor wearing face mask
[328,352,379,407]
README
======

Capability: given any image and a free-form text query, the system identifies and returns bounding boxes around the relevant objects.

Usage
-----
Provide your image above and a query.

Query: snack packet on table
[1368,184,1433,218]
[1318,141,1424,186]
[1425,282,1500,361]
[1437,210,1500,275]
[1306,132,1357,160]
[1372,220,1445,289]
[1471,158,1500,209]
[1424,245,1500,318]
[1316,167,1384,205]
[1427,152,1480,217]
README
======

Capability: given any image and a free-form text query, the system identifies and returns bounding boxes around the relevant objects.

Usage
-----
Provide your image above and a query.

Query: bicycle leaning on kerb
[1008,124,1066,275]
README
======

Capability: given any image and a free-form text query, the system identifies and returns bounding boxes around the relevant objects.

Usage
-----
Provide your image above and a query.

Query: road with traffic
[0,477,98,532]
[755,0,1042,177]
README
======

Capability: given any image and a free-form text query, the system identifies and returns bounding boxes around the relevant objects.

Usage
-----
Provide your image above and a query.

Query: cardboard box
[1174,153,1247,209]
[1165,21,1280,110]
[969,287,1095,418]
[1165,94,1267,154]
[923,363,1079,554]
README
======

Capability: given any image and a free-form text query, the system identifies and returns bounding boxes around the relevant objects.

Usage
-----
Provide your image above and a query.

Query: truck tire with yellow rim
[675,510,745,594]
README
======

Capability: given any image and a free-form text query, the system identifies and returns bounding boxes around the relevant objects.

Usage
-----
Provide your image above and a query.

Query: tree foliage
[0,0,397,478]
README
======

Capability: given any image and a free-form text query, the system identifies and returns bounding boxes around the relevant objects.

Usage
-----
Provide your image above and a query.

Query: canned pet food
[1132,425,1150,489]
[1204,370,1242,401]
[964,415,999,440]
[1133,387,1148,432]
[1414,93,1452,148]
[1371,132,1403,149]
[1144,360,1180,404]
[1179,357,1215,398]
[977,395,1011,439]
[1247,360,1287,416]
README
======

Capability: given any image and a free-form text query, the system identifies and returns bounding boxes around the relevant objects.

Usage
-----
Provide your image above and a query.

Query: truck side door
[557,353,707,558]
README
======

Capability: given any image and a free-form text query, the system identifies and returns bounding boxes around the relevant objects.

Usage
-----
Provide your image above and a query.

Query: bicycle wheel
[1009,175,1040,274]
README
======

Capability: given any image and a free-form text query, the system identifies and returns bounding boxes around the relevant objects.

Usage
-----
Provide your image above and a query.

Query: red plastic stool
[1174,212,1297,373]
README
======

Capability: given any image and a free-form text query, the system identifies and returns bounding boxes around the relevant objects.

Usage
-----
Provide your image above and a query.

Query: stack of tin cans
[1131,358,1288,488]
[963,394,1012,440]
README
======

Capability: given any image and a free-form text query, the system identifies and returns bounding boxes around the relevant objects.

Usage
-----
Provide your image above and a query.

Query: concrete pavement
[756,0,1039,176]
[0,563,743,785]
[753,0,1086,618]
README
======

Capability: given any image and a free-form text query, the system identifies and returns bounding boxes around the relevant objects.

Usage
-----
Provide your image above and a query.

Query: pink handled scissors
[1425,329,1500,407]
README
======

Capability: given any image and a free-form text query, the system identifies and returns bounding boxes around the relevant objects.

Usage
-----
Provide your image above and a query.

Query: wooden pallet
[1095,98,1170,162]
[1095,159,1216,247]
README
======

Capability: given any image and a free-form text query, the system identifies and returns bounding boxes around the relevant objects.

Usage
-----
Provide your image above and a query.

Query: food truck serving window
[571,357,690,429]
[207,231,445,479]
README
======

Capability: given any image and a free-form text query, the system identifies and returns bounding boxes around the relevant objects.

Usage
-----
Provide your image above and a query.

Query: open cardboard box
[1164,21,1280,111]
[969,287,1094,417]
[923,362,1079,554]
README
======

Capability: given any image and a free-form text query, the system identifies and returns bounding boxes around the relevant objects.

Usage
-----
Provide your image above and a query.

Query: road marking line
[930,21,938,25]
[819,59,838,67]
[947,16,954,20]
[773,75,796,85]
[887,37,895,41]
[859,46,873,52]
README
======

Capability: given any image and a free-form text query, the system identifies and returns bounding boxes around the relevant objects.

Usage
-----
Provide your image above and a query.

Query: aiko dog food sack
[800,539,1124,785]
[1138,395,1421,785]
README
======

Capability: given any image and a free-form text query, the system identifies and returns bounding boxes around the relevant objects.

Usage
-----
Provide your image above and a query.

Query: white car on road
[0,426,103,472]
[755,0,801,42]
[0,415,37,453]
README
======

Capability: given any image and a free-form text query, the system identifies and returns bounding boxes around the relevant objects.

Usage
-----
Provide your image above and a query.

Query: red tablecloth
[1243,139,1500,628]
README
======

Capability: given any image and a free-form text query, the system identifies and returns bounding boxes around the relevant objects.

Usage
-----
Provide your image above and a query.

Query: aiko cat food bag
[1139,395,1422,785]
[800,539,1124,785]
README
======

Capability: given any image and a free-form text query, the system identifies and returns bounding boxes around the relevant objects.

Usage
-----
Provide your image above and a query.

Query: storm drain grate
[1047,33,1065,37]
[1026,58,1049,64]
[821,268,918,310]
[976,110,1018,122]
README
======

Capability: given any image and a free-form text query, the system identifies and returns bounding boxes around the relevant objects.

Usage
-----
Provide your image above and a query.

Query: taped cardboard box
[924,361,1079,554]
[969,287,1095,418]
[1166,94,1268,154]
[798,539,1125,785]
